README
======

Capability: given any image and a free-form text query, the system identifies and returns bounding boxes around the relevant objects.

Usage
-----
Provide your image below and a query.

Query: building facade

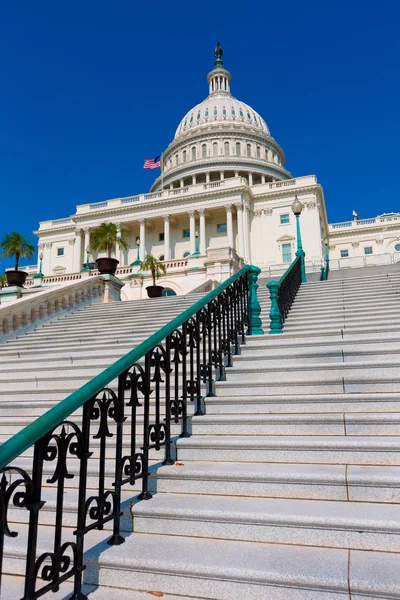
[30,45,399,297]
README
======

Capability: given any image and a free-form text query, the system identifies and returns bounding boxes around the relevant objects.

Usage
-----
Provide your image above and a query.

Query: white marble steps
[156,461,400,503]
[204,392,400,414]
[0,523,380,600]
[176,435,400,465]
[132,493,400,551]
[5,523,400,600]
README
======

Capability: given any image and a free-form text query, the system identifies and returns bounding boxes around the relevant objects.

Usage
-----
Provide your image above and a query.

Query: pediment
[276,234,295,242]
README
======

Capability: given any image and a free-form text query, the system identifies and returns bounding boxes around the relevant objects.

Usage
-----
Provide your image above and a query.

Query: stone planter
[146,285,164,298]
[96,258,119,275]
[6,270,28,287]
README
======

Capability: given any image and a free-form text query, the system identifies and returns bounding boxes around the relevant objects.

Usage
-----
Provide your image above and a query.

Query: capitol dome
[174,94,270,140]
[150,44,291,192]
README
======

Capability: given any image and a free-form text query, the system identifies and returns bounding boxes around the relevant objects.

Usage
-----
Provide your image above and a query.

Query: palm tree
[91,223,129,258]
[0,232,35,271]
[140,255,166,286]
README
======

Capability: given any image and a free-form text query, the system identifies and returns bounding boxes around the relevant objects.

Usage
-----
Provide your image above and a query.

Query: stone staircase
[3,268,400,598]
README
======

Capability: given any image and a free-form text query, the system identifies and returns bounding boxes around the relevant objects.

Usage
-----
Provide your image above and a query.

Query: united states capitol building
[30,45,400,298]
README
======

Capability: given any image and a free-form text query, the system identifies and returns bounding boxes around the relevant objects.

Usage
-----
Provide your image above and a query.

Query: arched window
[183,251,191,258]
[213,142,218,157]
[247,144,251,157]
[192,147,196,160]
[159,255,165,261]
[224,141,230,156]
[175,154,179,166]
[162,288,177,297]
[256,146,261,159]
[183,150,187,163]
[236,142,241,156]
[202,144,207,158]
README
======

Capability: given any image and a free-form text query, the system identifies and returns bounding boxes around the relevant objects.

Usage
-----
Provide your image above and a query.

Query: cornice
[34,225,76,237]
[329,221,400,239]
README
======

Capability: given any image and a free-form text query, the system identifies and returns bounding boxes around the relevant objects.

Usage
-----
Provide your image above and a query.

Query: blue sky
[1,0,399,269]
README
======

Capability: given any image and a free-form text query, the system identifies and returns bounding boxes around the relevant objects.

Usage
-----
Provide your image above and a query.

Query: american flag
[143,155,161,170]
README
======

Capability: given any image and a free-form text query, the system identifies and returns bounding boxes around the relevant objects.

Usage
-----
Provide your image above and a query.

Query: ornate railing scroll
[267,256,302,334]
[0,264,263,599]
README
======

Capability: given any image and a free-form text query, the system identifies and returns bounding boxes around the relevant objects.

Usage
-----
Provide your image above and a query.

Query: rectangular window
[217,223,227,233]
[182,229,190,238]
[159,232,164,242]
[340,249,349,258]
[282,243,292,263]
[364,246,373,255]
[57,248,64,256]
[280,214,290,224]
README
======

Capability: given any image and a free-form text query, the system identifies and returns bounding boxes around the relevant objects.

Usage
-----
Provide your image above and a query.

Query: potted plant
[140,255,166,298]
[91,222,128,275]
[0,233,35,287]
[0,274,6,289]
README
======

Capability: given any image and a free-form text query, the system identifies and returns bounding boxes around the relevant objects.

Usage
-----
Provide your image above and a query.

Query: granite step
[156,460,400,503]
[132,493,400,551]
[176,435,400,465]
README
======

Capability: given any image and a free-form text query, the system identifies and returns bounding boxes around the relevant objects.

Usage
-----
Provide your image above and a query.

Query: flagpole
[161,152,164,191]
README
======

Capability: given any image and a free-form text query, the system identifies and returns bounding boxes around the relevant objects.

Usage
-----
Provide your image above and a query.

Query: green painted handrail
[0,264,261,470]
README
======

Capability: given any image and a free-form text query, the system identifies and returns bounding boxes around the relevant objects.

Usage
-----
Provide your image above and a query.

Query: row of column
[72,203,251,272]
[169,172,271,189]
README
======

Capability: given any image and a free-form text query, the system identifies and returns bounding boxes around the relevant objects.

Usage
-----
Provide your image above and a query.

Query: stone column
[206,172,210,183]
[189,210,196,255]
[37,243,44,272]
[199,209,206,254]
[139,219,146,261]
[243,203,251,262]
[192,176,196,185]
[180,178,184,188]
[226,205,234,248]
[262,174,266,184]
[236,204,244,259]
[83,228,90,263]
[75,230,82,272]
[163,214,171,261]
[220,171,224,181]
[234,170,239,177]
[115,223,121,262]
[249,173,253,186]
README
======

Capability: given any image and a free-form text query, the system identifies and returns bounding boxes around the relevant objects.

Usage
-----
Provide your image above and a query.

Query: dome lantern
[207,42,231,95]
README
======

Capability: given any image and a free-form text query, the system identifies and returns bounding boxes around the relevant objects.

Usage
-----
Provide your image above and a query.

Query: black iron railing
[266,256,302,334]
[0,264,263,599]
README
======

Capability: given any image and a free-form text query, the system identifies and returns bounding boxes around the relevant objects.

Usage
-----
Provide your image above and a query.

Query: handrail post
[247,266,264,335]
[267,280,283,334]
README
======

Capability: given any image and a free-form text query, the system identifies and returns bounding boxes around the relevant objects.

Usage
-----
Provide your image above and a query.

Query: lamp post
[130,237,141,267]
[291,196,306,283]
[81,246,91,272]
[33,252,44,279]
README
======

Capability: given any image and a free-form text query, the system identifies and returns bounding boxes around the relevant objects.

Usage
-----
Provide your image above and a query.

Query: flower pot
[146,285,164,298]
[96,258,119,275]
[6,270,28,287]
